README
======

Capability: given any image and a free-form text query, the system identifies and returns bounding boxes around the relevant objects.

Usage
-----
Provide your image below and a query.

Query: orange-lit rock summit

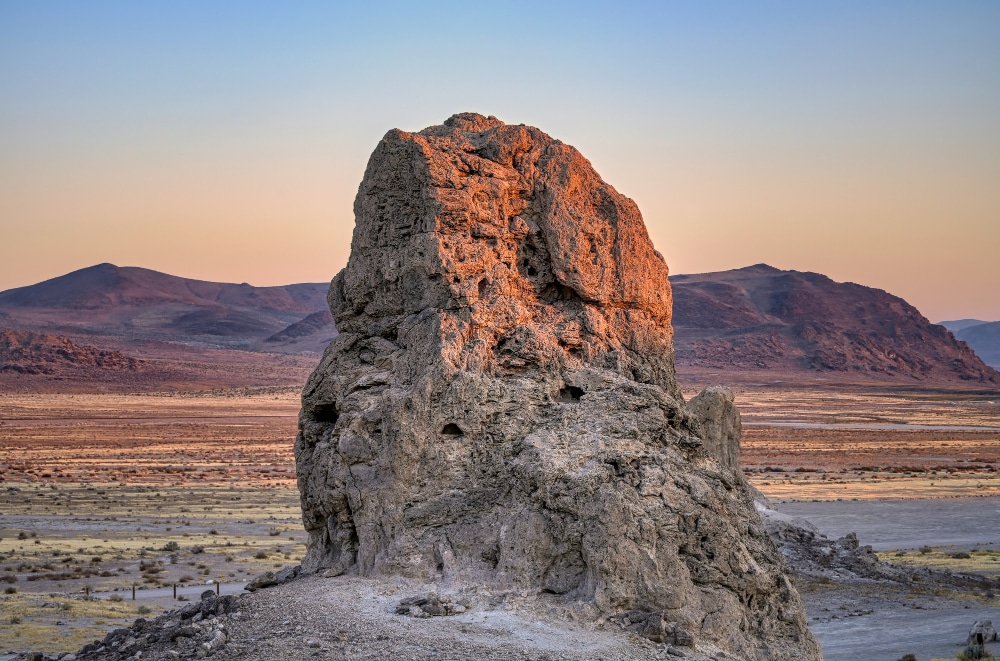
[296,113,822,660]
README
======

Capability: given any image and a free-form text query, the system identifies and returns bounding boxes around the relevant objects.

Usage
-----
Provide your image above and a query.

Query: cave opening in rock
[558,386,584,402]
[441,423,464,436]
[313,402,339,425]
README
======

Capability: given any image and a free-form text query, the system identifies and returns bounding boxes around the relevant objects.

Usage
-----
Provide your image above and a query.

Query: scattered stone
[396,593,469,618]
[246,564,300,591]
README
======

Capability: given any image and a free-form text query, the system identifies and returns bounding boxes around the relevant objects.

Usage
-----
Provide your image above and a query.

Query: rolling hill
[0,263,332,350]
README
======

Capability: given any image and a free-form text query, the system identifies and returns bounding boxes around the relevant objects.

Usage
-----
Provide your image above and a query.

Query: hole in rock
[441,423,464,436]
[558,386,585,402]
[527,266,538,276]
[313,403,339,425]
[478,279,488,297]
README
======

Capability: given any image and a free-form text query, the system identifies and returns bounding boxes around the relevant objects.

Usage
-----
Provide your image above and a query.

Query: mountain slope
[669,264,998,384]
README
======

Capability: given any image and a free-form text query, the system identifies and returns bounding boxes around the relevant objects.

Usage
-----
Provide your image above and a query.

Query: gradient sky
[2,1,998,321]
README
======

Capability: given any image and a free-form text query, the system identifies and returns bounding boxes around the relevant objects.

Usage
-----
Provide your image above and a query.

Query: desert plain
[0,378,998,658]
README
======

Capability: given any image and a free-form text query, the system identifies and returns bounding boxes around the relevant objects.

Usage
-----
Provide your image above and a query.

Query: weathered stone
[969,620,997,645]
[295,112,821,660]
[687,386,740,470]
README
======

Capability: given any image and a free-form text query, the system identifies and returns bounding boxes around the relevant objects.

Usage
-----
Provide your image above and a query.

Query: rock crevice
[296,113,821,660]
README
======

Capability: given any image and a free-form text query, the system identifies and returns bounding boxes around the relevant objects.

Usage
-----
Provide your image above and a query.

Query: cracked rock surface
[295,113,821,660]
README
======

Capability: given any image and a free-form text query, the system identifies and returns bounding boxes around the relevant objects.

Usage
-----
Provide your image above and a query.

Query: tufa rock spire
[295,113,821,660]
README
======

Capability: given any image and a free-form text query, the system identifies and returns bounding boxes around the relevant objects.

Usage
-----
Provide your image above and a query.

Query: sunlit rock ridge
[295,113,821,660]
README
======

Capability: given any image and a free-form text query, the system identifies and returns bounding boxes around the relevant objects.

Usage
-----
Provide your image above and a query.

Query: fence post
[216,580,220,595]
[132,583,136,601]
[173,583,177,599]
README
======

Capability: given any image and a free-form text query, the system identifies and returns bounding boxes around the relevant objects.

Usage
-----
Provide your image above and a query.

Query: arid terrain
[0,390,306,654]
[1,381,998,657]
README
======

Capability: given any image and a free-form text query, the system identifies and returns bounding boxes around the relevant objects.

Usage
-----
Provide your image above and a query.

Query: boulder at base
[296,113,821,660]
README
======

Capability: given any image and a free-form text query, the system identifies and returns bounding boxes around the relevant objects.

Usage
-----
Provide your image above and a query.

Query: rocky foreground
[15,533,1000,661]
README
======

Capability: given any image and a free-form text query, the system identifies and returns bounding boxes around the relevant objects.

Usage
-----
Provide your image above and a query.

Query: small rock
[969,620,998,644]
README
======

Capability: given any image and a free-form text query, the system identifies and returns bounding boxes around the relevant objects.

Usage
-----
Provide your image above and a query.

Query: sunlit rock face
[295,113,821,660]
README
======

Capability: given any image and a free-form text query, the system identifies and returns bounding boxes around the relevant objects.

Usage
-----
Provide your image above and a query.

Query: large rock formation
[296,113,821,660]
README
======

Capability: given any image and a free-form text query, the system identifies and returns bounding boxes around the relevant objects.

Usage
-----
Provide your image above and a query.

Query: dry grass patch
[0,592,164,654]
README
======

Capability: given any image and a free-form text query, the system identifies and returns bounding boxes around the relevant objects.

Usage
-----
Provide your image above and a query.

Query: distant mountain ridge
[0,264,333,351]
[670,264,998,384]
[0,263,996,386]
[938,319,991,333]
[0,263,327,312]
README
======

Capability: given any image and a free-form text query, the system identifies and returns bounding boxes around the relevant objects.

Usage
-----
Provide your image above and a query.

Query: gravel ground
[213,575,720,661]
[800,582,1000,661]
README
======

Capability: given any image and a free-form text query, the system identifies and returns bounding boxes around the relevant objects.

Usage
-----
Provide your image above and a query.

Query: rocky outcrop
[0,329,144,374]
[295,113,821,659]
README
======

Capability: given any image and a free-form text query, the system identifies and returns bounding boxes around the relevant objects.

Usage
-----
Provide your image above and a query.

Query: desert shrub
[179,575,194,582]
[919,546,933,555]
[108,593,123,602]
[254,551,268,560]
[951,552,972,559]
[162,541,180,552]
[3,587,15,594]
[0,573,16,583]
[9,615,22,624]
[137,605,151,615]
[190,545,205,554]
[957,643,994,660]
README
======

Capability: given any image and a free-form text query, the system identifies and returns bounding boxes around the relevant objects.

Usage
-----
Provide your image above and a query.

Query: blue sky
[2,1,998,320]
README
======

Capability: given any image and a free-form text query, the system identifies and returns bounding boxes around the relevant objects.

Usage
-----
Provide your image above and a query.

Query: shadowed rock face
[296,113,821,660]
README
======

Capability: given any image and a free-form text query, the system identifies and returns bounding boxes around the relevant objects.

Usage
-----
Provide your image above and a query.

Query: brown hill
[0,329,144,375]
[670,264,999,384]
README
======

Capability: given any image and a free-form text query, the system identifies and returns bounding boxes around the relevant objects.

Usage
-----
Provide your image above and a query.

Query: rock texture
[296,113,821,660]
